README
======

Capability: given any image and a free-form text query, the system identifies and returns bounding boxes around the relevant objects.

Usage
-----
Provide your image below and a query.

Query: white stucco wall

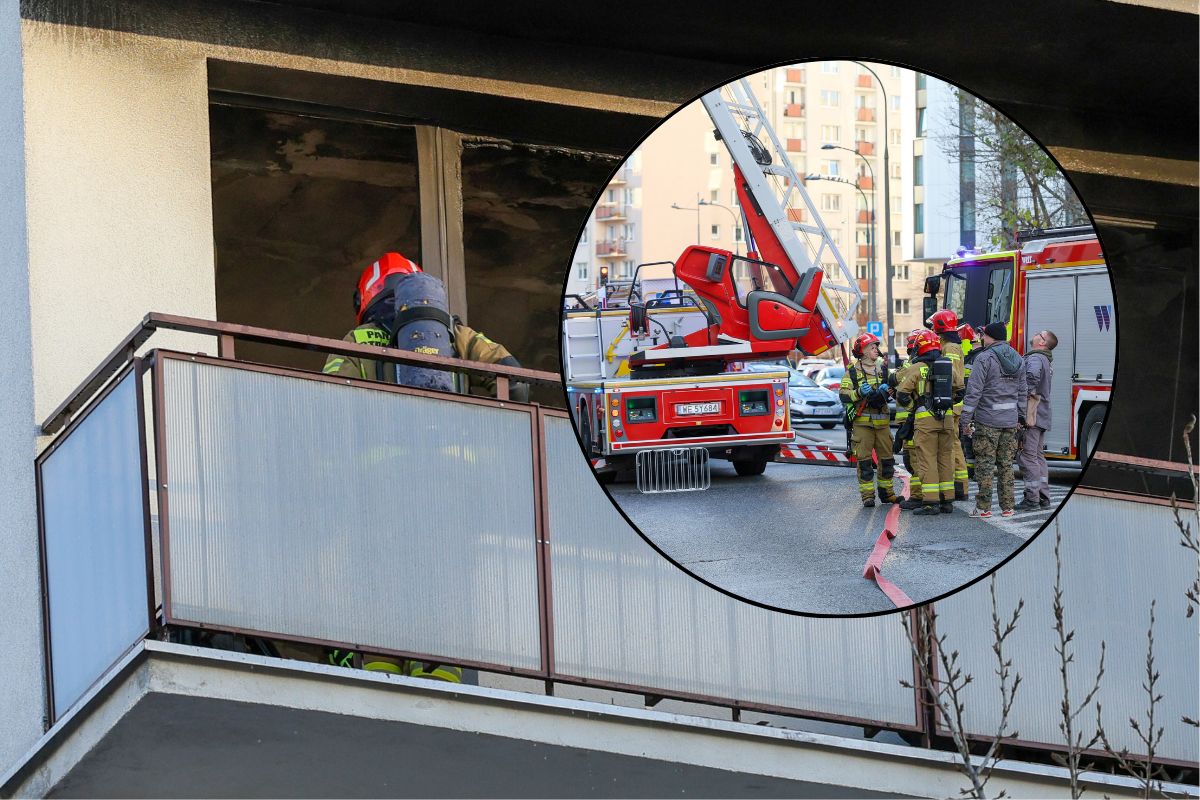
[0,0,43,776]
[21,23,218,420]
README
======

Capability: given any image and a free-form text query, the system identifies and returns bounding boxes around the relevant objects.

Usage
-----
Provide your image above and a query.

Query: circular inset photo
[559,61,1115,616]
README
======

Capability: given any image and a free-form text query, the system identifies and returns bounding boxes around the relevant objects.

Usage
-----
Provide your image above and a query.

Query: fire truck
[922,226,1114,462]
[562,78,863,487]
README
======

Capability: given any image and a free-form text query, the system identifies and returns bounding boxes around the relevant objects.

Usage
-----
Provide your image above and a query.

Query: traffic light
[599,265,609,286]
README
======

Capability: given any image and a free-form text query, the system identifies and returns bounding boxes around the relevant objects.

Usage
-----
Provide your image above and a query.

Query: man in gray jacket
[1016,330,1057,510]
[960,322,1027,518]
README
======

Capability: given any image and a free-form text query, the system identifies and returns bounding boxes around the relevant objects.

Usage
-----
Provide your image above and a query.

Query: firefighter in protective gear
[892,329,924,502]
[927,309,970,499]
[839,333,898,507]
[896,329,964,515]
[323,252,525,399]
[316,251,527,684]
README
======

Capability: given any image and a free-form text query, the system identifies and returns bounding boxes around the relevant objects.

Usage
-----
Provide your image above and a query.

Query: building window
[856,263,869,279]
[734,226,744,242]
[576,262,588,280]
[916,73,927,90]
[829,228,842,245]
[913,155,924,186]
[890,129,901,145]
[890,95,901,110]
[710,152,719,166]
[892,263,910,280]
[890,65,902,78]
[821,61,839,74]
[893,231,901,247]
[855,229,870,245]
[822,159,841,177]
[820,89,840,107]
[606,189,616,202]
[891,163,901,179]
[914,203,924,234]
[820,125,841,143]
[710,189,719,202]
[821,194,841,212]
[623,223,636,239]
[711,223,720,239]
[916,107,927,137]
[731,189,740,206]
[580,228,589,243]
[894,298,910,315]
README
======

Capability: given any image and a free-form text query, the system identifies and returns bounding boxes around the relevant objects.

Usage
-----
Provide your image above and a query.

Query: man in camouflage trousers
[960,322,1026,518]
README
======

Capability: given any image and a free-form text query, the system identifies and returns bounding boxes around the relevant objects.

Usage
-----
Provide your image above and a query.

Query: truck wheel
[578,412,593,457]
[820,422,836,429]
[734,458,769,477]
[1080,405,1106,460]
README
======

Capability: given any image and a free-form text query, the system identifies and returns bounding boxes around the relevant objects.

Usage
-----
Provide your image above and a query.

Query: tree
[933,90,1088,249]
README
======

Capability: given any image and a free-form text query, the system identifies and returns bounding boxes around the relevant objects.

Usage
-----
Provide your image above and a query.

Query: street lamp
[853,61,896,359]
[805,173,872,324]
[698,198,742,255]
[821,143,877,323]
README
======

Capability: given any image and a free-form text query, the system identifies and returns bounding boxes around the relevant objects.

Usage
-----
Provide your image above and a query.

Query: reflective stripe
[991,402,1017,410]
[323,358,345,374]
[961,404,975,413]
[914,409,934,419]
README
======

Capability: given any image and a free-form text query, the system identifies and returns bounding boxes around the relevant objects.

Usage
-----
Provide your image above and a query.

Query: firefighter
[927,309,970,500]
[839,333,898,507]
[323,251,526,400]
[318,252,526,683]
[958,323,979,378]
[895,329,964,515]
[891,329,924,503]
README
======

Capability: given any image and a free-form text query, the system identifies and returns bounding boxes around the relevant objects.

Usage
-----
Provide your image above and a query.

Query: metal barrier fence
[32,316,1199,770]
[634,446,711,494]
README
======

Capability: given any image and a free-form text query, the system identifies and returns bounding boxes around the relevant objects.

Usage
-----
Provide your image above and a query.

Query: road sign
[866,320,883,338]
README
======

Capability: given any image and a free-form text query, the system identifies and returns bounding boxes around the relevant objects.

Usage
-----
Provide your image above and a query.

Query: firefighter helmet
[851,332,880,358]
[905,328,923,353]
[927,308,959,334]
[957,322,977,343]
[354,252,422,322]
[913,328,940,356]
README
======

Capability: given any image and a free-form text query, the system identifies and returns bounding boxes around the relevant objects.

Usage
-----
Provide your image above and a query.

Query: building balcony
[857,245,870,259]
[856,141,875,156]
[857,210,871,224]
[608,167,632,185]
[786,208,805,223]
[596,240,628,257]
[857,175,874,190]
[595,203,628,221]
[856,107,876,122]
[785,68,804,83]
[10,315,1197,797]
[783,103,804,117]
[785,138,805,153]
[857,74,873,89]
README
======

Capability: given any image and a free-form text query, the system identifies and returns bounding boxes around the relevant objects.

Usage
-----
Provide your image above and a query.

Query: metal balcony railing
[32,314,1200,768]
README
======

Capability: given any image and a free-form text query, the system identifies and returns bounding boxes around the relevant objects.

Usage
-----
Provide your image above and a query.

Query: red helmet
[354,252,422,322]
[957,322,977,342]
[852,332,880,358]
[905,328,924,353]
[927,308,959,334]
[913,328,940,356]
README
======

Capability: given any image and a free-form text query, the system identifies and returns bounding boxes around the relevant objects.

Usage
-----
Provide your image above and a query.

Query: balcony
[785,138,805,153]
[858,175,874,190]
[608,167,631,185]
[856,107,876,122]
[785,68,804,83]
[858,244,871,259]
[596,239,628,257]
[856,141,875,156]
[857,210,871,224]
[595,203,628,221]
[786,207,806,223]
[783,103,804,117]
[856,74,873,89]
[11,313,1199,796]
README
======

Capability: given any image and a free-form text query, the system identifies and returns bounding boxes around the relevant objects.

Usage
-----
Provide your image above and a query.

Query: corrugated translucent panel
[41,372,148,717]
[162,359,540,670]
[935,495,1199,763]
[544,416,917,727]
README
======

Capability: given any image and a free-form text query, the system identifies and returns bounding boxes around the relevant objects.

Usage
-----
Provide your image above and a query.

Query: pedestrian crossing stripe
[977,479,1072,540]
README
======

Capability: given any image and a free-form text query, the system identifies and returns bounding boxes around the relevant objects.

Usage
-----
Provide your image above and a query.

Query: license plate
[676,401,721,416]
